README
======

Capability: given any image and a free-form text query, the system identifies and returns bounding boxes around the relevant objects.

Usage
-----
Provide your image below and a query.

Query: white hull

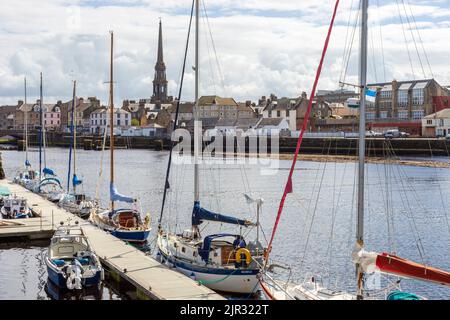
[158,234,260,294]
[260,277,356,300]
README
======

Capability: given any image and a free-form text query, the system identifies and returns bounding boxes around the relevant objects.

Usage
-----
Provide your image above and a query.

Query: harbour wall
[3,130,450,157]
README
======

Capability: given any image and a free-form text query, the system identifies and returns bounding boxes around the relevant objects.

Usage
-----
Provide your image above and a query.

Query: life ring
[235,248,252,265]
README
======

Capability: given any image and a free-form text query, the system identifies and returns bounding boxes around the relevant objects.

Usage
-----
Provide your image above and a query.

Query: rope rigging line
[339,1,360,86]
[264,0,341,267]
[404,0,434,78]
[400,0,427,78]
[158,0,195,228]
[376,0,387,82]
[395,0,416,79]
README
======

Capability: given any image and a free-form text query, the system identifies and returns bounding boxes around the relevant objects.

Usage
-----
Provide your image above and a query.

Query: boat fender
[235,248,252,265]
[66,264,83,290]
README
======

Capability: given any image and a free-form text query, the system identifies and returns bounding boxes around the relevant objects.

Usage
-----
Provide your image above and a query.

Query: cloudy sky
[0,0,449,106]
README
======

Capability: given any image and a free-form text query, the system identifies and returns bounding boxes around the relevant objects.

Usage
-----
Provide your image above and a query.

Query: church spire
[152,19,168,106]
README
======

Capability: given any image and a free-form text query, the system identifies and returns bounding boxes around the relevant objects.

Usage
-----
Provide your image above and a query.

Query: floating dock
[0,180,224,300]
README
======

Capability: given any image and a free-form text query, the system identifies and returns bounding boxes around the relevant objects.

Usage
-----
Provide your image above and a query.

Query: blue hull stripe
[111,230,150,242]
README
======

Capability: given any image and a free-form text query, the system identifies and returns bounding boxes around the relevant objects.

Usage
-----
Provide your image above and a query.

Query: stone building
[61,97,101,133]
[365,79,449,135]
[0,105,17,130]
[89,108,131,135]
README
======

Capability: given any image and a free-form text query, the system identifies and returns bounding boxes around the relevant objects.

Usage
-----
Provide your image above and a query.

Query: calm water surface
[1,148,449,300]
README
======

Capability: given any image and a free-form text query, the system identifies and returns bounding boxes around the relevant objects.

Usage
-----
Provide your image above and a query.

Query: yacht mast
[109,31,115,212]
[24,77,28,167]
[72,81,77,194]
[194,0,200,203]
[39,72,43,178]
[356,0,369,300]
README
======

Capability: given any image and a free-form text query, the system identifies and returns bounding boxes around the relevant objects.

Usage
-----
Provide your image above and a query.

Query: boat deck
[0,180,224,300]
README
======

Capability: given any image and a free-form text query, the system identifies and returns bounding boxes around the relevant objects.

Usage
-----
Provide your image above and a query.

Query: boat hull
[158,249,260,294]
[59,201,92,219]
[90,209,150,243]
[46,261,101,290]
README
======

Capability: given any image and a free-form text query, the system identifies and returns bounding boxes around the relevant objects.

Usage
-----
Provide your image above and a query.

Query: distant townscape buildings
[1,20,449,138]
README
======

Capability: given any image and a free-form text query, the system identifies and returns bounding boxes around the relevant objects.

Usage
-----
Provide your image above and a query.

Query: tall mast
[72,81,77,193]
[194,0,200,203]
[109,31,115,212]
[24,77,28,167]
[39,72,43,178]
[356,0,369,300]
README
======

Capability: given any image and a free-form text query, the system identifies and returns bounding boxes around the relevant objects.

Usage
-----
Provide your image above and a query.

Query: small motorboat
[0,195,33,219]
[59,194,95,219]
[46,223,103,290]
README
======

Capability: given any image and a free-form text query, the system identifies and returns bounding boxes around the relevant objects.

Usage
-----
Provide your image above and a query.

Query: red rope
[265,0,341,264]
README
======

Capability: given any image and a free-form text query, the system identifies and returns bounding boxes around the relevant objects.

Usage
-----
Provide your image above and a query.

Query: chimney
[301,91,308,99]
[245,100,251,107]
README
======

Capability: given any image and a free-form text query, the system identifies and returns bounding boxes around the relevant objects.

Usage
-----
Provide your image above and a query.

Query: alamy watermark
[171,121,280,175]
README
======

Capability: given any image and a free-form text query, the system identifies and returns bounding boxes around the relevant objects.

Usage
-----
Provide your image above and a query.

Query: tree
[131,118,140,127]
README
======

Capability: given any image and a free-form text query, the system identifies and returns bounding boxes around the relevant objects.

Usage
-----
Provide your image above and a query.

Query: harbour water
[1,148,449,300]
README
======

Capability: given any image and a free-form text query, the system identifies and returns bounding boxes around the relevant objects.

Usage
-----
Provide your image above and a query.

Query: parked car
[366,130,383,137]
[384,130,399,139]
[445,134,450,140]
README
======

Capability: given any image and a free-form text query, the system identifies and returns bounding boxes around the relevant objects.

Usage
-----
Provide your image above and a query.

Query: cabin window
[173,242,177,248]
[193,252,197,257]
[182,247,186,253]
[214,252,218,257]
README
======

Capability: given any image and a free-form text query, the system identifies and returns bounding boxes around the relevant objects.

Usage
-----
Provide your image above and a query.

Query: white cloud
[0,0,449,106]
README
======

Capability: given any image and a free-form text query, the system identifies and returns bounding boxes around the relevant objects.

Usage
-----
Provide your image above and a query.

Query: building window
[412,89,424,105]
[398,110,408,119]
[286,110,290,117]
[380,111,388,119]
[426,120,432,125]
[277,111,280,117]
[412,110,424,119]
[380,90,392,99]
[366,112,375,120]
[398,90,408,107]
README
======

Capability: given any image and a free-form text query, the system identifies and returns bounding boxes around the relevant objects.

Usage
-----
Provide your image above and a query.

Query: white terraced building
[90,108,131,135]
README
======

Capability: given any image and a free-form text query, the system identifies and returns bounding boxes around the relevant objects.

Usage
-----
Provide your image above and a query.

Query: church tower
[151,19,168,106]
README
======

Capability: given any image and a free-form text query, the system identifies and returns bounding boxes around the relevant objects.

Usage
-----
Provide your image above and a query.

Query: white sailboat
[59,80,95,219]
[33,73,66,203]
[14,77,40,189]
[89,31,151,243]
[260,0,450,300]
[156,0,264,295]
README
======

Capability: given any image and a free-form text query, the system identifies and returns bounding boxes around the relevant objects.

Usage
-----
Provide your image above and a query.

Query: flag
[365,88,376,103]
[286,178,293,194]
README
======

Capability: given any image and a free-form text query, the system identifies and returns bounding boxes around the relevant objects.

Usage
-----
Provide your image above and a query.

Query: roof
[257,118,285,127]
[169,102,194,114]
[198,96,238,107]
[399,83,413,90]
[235,118,261,129]
[216,118,237,127]
[424,108,450,119]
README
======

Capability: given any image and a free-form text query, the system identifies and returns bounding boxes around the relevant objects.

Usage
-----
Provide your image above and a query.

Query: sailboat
[59,81,95,219]
[33,73,66,203]
[156,0,264,295]
[259,0,450,300]
[89,31,151,243]
[14,77,40,189]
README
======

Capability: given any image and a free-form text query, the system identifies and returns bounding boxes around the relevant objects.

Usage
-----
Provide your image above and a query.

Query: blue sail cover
[110,183,135,203]
[72,174,82,187]
[43,167,55,176]
[25,160,31,167]
[191,201,252,227]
